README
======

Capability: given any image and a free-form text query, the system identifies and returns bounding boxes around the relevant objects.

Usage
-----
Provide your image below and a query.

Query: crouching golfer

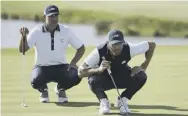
[19,5,85,103]
[78,29,156,114]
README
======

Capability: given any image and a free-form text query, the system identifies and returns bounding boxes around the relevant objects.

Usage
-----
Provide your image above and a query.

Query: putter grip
[22,36,26,55]
[102,57,112,74]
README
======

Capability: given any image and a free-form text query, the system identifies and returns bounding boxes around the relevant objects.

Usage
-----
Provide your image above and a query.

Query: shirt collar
[42,24,60,32]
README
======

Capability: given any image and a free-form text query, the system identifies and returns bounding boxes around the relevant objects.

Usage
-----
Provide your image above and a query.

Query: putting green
[1,46,188,116]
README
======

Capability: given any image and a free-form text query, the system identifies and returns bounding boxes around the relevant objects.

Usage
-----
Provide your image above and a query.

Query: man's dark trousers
[88,66,147,100]
[31,64,81,92]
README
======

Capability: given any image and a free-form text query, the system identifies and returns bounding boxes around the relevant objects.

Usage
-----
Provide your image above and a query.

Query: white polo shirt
[79,41,149,69]
[27,24,83,66]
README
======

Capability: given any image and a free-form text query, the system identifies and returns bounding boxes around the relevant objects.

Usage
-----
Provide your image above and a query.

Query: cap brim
[109,40,124,45]
[45,12,59,16]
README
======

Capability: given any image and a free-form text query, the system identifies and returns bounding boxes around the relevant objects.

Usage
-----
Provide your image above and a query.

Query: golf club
[20,34,27,107]
[102,57,129,116]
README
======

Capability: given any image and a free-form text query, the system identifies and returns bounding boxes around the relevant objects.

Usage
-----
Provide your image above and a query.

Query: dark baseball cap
[108,29,125,44]
[44,5,59,16]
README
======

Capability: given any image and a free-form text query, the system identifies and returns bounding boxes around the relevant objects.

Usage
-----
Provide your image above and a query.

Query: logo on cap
[113,34,120,38]
[50,8,55,11]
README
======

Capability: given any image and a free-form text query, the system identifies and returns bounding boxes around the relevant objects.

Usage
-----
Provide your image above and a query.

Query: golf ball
[21,103,27,107]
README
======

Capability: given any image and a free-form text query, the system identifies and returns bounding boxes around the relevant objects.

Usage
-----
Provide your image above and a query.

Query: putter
[20,34,27,107]
[102,57,129,116]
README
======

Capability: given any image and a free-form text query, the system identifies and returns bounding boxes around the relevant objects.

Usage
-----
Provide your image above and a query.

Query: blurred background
[1,1,188,48]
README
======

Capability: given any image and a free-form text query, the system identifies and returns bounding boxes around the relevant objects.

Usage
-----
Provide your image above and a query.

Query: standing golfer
[19,5,85,103]
[78,29,156,114]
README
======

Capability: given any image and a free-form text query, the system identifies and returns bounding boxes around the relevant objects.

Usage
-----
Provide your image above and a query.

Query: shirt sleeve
[27,29,37,48]
[128,41,149,58]
[80,48,100,70]
[68,29,84,49]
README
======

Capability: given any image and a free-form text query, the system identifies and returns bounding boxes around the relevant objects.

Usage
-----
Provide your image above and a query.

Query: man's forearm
[141,42,156,70]
[19,36,29,53]
[70,45,85,64]
[78,68,100,78]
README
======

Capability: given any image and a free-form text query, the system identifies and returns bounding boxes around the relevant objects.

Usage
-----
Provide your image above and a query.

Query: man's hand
[19,27,30,53]
[68,63,78,71]
[97,59,111,74]
[78,59,110,78]
[20,27,29,37]
[131,66,145,77]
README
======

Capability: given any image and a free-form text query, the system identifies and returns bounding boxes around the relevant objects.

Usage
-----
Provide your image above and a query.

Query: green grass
[65,1,188,21]
[1,46,188,116]
[1,1,188,21]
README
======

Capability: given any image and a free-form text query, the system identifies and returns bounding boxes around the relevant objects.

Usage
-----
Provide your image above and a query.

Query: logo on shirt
[60,39,64,43]
[121,60,127,64]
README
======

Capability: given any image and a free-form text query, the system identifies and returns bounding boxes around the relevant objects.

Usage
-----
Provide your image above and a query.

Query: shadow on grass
[50,101,188,113]
[131,113,188,116]
[131,104,188,112]
[50,101,99,107]
[109,113,188,116]
[110,104,188,112]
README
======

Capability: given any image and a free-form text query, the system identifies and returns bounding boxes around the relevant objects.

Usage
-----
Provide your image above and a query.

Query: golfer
[19,5,85,103]
[78,29,156,114]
